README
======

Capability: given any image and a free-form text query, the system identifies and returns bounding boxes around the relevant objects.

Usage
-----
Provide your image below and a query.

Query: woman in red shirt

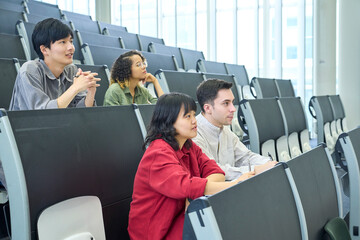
[128,92,254,239]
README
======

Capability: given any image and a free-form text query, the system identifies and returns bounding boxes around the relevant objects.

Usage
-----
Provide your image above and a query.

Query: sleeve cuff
[188,177,208,200]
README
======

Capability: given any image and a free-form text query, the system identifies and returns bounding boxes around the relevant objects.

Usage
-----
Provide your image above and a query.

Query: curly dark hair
[110,50,146,87]
[144,92,197,151]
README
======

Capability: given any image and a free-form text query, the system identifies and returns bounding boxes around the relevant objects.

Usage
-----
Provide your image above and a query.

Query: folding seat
[76,30,122,49]
[309,96,337,151]
[328,95,347,134]
[197,59,228,74]
[278,97,310,156]
[149,42,184,70]
[141,51,179,76]
[0,1,25,13]
[0,9,26,35]
[0,33,29,61]
[25,13,52,24]
[275,79,296,97]
[184,164,306,240]
[61,10,92,21]
[137,34,164,52]
[0,58,21,109]
[156,70,204,100]
[82,44,178,76]
[69,18,102,34]
[239,98,290,162]
[99,21,127,35]
[37,196,106,240]
[104,29,141,50]
[250,77,279,98]
[82,44,126,69]
[133,104,156,140]
[336,127,360,240]
[225,63,253,100]
[75,64,111,106]
[23,1,62,19]
[0,105,145,239]
[287,145,344,239]
[179,48,205,72]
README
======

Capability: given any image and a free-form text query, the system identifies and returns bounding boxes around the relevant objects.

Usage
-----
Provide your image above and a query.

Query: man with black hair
[193,79,276,181]
[9,18,100,110]
[2,18,100,189]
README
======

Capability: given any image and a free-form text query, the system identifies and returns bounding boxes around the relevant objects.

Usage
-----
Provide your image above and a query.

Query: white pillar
[95,0,111,23]
[338,0,360,129]
[313,0,336,95]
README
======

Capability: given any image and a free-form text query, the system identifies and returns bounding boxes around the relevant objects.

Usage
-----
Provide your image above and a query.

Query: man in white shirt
[193,79,276,181]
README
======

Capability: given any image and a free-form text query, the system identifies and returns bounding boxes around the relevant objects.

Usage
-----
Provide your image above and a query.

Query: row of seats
[1,103,353,239]
[0,0,127,35]
[250,77,296,98]
[0,104,160,239]
[184,144,345,239]
[336,127,360,240]
[238,97,310,162]
[309,95,348,152]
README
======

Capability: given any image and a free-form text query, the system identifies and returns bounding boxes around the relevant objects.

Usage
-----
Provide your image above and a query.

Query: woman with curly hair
[103,50,164,105]
[128,92,254,239]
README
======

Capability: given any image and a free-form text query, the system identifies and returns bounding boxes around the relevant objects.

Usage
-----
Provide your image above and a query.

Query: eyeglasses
[134,60,148,68]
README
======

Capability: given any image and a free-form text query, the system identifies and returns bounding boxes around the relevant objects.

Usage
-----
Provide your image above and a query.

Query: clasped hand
[73,68,101,92]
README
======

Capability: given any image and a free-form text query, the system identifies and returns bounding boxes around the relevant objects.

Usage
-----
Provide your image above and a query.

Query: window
[216,0,235,63]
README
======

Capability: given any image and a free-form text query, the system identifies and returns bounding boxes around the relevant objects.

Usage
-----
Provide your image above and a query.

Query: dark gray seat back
[240,98,286,155]
[225,63,249,86]
[0,9,26,35]
[179,48,204,72]
[156,70,204,100]
[278,97,307,135]
[70,18,101,34]
[25,1,61,19]
[0,1,25,12]
[0,33,27,60]
[251,77,279,98]
[197,59,228,74]
[141,51,178,75]
[75,64,110,106]
[275,79,295,97]
[287,146,341,240]
[149,42,184,70]
[184,164,304,240]
[328,95,345,120]
[99,21,127,34]
[76,30,122,49]
[137,104,156,131]
[0,58,19,109]
[62,10,92,21]
[107,29,141,50]
[137,34,164,51]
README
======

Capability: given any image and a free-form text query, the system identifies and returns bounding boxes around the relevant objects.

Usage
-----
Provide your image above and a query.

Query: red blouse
[128,139,224,240]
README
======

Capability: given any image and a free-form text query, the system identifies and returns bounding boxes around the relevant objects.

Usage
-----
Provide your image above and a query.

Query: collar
[39,59,73,83]
[123,86,140,96]
[175,140,191,160]
[196,113,223,138]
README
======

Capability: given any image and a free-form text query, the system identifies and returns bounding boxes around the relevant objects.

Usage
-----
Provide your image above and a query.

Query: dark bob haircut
[144,92,197,151]
[32,18,74,60]
[111,50,146,86]
[196,78,233,112]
